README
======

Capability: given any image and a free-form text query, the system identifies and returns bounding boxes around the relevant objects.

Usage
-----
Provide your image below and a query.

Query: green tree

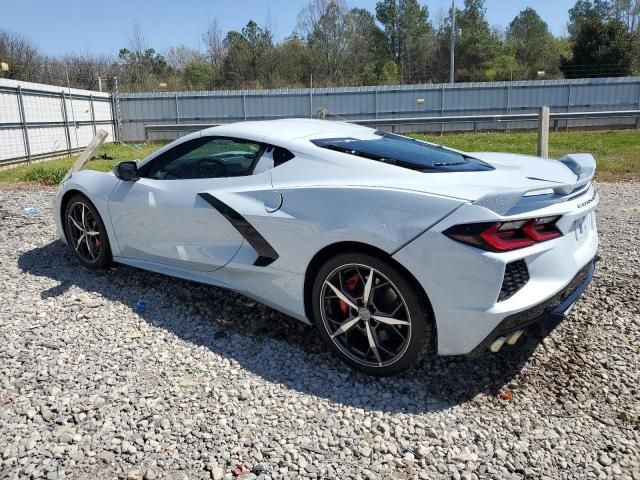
[183,62,215,90]
[507,8,561,78]
[485,54,520,81]
[562,15,635,77]
[454,0,501,81]
[272,35,311,87]
[380,59,399,84]
[118,47,170,91]
[346,8,390,85]
[118,25,171,91]
[241,20,275,86]
[375,0,433,83]
[568,0,612,36]
[222,31,254,87]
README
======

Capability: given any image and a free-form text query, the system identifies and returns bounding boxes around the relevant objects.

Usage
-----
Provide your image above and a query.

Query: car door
[108,135,270,272]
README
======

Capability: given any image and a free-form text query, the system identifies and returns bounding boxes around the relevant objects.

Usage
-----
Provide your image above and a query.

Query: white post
[537,106,550,158]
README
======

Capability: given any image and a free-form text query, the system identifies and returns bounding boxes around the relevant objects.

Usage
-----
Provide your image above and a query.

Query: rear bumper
[393,185,599,355]
[467,257,596,356]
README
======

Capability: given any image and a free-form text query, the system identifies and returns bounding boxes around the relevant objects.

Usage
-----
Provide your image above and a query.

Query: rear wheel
[312,252,434,376]
[64,194,112,269]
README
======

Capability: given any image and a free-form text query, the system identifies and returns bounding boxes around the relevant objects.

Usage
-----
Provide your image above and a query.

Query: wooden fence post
[16,86,32,163]
[63,129,109,182]
[537,106,550,158]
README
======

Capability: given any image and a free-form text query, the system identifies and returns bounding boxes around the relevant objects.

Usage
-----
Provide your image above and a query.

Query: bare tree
[39,54,118,90]
[203,19,227,74]
[167,44,205,71]
[0,29,43,81]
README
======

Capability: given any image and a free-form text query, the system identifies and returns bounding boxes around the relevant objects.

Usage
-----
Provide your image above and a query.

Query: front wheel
[64,194,112,269]
[312,252,435,376]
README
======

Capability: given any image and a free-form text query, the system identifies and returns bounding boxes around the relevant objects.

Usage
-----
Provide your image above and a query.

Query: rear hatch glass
[312,131,494,172]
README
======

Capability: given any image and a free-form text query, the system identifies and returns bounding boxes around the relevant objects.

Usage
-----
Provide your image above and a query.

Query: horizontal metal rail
[0,85,111,101]
[356,109,640,126]
[121,104,640,124]
[0,147,86,168]
[0,119,113,130]
[119,77,640,99]
[143,109,640,138]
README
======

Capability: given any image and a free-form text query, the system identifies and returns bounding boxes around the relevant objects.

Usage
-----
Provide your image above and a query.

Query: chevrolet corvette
[54,119,598,375]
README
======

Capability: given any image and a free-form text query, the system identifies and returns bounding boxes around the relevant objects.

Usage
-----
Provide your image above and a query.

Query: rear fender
[245,186,464,275]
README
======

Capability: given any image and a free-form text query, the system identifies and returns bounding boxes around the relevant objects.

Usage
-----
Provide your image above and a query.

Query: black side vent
[499,260,530,301]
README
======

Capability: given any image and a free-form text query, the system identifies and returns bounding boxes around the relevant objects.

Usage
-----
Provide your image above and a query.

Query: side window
[252,146,295,174]
[143,137,264,180]
[273,147,295,166]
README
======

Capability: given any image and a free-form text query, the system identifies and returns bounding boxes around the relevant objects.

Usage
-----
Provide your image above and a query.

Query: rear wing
[475,153,596,215]
[555,154,596,194]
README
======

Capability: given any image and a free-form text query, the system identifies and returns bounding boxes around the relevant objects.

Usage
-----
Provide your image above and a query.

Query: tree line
[1,0,639,92]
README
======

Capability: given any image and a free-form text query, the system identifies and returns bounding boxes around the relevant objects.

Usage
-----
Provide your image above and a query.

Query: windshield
[311,131,493,172]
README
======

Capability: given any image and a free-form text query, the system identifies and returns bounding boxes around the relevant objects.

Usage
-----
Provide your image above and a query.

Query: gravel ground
[0,182,638,480]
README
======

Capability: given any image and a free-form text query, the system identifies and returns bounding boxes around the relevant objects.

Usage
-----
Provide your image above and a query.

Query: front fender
[54,170,121,255]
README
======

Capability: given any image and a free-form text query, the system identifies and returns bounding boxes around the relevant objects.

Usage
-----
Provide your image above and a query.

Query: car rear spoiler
[474,154,596,215]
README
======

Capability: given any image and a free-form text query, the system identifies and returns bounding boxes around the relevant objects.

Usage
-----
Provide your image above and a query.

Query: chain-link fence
[0,79,115,167]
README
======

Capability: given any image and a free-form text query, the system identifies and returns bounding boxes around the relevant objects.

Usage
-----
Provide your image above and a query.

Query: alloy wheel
[319,263,412,367]
[66,201,102,263]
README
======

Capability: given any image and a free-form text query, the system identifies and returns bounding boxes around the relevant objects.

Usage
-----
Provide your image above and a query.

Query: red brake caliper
[339,273,360,315]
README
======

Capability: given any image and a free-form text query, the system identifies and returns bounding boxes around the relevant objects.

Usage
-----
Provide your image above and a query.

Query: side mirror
[113,161,139,181]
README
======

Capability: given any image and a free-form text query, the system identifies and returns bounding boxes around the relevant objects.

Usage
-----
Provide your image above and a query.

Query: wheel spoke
[325,281,358,310]
[365,322,382,365]
[330,316,360,338]
[81,204,87,229]
[85,237,96,259]
[74,233,85,251]
[68,215,83,232]
[362,268,374,306]
[371,314,410,326]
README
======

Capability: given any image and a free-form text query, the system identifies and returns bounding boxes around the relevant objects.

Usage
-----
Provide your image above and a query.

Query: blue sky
[5,0,576,56]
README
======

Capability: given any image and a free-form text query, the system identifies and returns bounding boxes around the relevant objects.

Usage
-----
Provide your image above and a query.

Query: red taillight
[444,216,562,252]
[479,223,535,251]
[522,218,562,241]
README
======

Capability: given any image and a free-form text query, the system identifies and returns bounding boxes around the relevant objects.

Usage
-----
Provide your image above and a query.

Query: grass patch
[411,130,640,181]
[0,143,161,185]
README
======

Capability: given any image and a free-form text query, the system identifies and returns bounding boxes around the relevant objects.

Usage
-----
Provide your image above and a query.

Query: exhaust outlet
[506,330,524,345]
[489,336,507,352]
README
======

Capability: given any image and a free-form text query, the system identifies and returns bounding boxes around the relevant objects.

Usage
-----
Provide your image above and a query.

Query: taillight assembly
[444,216,562,252]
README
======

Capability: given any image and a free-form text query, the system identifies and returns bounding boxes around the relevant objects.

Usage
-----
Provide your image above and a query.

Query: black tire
[63,194,112,269]
[312,252,435,376]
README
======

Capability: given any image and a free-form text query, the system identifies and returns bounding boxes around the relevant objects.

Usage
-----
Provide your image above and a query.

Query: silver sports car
[54,119,598,375]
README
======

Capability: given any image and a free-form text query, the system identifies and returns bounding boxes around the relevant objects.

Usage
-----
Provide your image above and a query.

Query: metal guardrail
[143,109,640,139]
[356,109,640,127]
